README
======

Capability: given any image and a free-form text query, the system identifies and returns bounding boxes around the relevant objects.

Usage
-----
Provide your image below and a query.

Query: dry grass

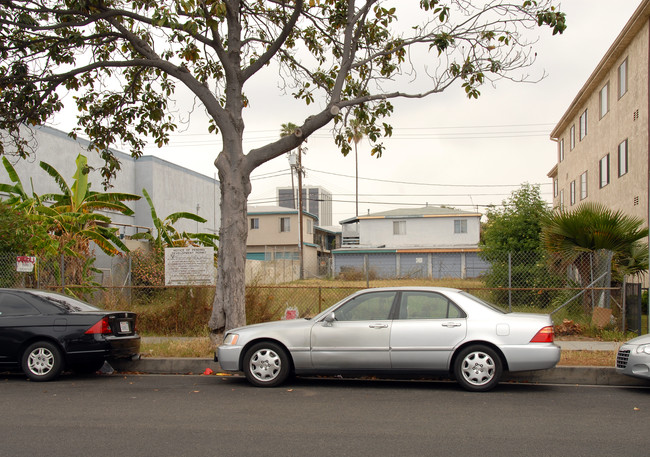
[141,338,214,358]
[558,350,616,367]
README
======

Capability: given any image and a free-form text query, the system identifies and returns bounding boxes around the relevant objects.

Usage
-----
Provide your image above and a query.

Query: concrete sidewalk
[114,338,649,387]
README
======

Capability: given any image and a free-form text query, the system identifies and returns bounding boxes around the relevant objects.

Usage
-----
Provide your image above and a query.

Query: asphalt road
[1,373,648,457]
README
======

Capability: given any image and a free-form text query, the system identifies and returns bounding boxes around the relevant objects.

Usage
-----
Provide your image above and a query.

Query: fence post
[508,252,512,312]
[318,286,322,313]
[622,277,627,333]
[364,254,369,288]
[60,253,65,292]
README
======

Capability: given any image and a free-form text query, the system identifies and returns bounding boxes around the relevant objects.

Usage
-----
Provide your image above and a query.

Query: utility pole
[297,144,304,280]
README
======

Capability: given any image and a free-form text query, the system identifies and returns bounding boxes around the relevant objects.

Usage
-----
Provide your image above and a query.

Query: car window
[334,291,396,321]
[0,293,40,317]
[29,291,100,312]
[398,291,466,319]
[458,291,505,314]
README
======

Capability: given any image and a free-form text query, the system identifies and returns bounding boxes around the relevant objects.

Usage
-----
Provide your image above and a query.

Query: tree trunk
[209,146,251,342]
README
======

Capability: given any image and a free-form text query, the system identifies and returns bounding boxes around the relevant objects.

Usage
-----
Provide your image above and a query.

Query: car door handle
[442,322,462,328]
[369,323,389,329]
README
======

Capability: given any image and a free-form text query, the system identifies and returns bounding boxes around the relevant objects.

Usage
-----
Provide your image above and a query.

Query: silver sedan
[218,287,561,391]
[616,334,650,380]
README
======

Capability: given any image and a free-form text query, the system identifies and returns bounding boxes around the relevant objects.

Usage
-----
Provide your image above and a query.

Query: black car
[0,288,140,381]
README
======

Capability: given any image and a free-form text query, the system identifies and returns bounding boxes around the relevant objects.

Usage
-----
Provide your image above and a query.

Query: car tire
[243,342,291,387]
[22,341,64,382]
[453,345,503,392]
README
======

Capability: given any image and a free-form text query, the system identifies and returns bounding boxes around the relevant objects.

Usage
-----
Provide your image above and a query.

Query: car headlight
[223,333,239,346]
[636,344,650,355]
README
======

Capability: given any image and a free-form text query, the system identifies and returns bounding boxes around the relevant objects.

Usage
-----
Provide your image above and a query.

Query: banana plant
[132,188,219,250]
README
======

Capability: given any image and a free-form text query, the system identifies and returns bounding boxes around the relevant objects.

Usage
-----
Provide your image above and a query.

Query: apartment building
[548,0,650,224]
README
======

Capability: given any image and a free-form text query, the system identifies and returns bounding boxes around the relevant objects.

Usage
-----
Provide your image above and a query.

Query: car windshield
[29,290,100,312]
[458,291,506,314]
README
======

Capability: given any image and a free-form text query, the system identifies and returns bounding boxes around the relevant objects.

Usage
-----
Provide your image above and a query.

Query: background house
[246,206,319,281]
[548,0,650,226]
[333,206,489,279]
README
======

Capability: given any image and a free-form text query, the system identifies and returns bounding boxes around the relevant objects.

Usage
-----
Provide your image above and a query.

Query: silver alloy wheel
[459,350,496,386]
[27,347,55,376]
[248,348,282,383]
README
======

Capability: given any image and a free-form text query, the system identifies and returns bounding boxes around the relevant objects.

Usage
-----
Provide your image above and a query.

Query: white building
[0,125,220,237]
[334,206,487,279]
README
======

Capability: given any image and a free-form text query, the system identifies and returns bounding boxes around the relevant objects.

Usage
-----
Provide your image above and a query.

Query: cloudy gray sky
[46,1,644,224]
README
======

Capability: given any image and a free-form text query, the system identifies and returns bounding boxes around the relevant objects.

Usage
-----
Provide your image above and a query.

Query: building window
[579,109,588,140]
[559,139,564,162]
[250,218,259,230]
[599,83,609,118]
[454,219,467,234]
[618,139,628,177]
[280,217,290,232]
[307,219,313,234]
[618,58,628,99]
[559,189,564,209]
[599,154,610,188]
[553,178,558,198]
[570,125,575,150]
[569,181,576,206]
[580,172,588,200]
[393,220,406,235]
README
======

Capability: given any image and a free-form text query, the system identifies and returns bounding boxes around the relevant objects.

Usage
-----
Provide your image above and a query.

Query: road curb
[111,358,649,387]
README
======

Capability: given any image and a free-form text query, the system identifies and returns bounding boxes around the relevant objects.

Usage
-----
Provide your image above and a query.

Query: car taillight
[85,317,112,335]
[530,326,554,343]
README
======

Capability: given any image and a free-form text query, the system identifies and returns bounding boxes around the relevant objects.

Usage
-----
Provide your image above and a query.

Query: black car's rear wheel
[22,341,64,382]
[453,345,502,392]
[243,342,291,387]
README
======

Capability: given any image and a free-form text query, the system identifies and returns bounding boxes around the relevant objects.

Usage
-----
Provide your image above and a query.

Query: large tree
[0,1,566,335]
[480,183,549,255]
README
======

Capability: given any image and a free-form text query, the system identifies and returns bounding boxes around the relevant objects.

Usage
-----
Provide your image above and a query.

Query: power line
[304,167,551,188]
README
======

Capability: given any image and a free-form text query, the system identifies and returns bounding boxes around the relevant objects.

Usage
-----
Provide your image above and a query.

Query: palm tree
[541,202,648,313]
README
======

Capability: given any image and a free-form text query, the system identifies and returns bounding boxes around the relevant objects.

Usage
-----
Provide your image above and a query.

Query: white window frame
[280,217,290,232]
[553,178,558,198]
[454,219,467,234]
[569,180,576,206]
[618,58,628,99]
[570,125,575,150]
[559,138,564,162]
[599,154,610,188]
[580,172,588,200]
[250,218,259,230]
[393,220,406,235]
[559,189,564,209]
[599,83,609,118]
[579,109,588,141]
[618,139,628,177]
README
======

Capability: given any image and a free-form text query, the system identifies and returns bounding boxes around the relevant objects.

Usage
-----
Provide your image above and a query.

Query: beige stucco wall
[551,19,649,224]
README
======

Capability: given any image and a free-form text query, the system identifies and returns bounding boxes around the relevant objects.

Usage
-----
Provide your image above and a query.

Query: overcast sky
[46,1,644,224]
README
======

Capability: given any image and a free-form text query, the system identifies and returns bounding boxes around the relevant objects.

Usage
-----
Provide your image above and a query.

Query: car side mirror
[323,312,336,326]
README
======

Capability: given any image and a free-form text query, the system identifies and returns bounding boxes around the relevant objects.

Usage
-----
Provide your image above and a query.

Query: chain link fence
[1,250,644,335]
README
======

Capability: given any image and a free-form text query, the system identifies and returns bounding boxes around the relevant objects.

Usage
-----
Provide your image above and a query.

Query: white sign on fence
[164,247,215,286]
[16,256,36,273]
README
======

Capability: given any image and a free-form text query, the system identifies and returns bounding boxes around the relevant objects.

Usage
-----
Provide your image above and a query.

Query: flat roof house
[334,206,488,279]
